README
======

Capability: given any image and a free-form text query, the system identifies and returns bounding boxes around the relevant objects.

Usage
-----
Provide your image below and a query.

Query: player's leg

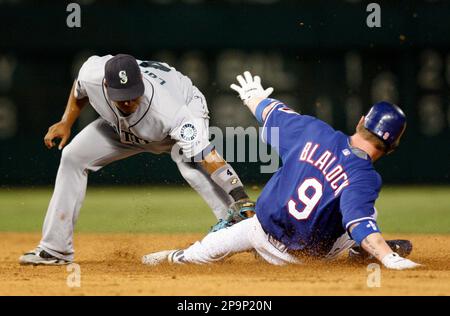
[143,217,254,265]
[175,160,232,220]
[32,119,141,263]
[245,216,301,265]
[169,216,256,264]
[143,216,300,266]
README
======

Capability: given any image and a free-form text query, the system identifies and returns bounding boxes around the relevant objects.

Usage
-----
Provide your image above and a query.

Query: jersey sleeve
[339,172,382,231]
[170,105,211,159]
[261,101,317,159]
[74,55,109,100]
[73,79,87,99]
[73,56,96,99]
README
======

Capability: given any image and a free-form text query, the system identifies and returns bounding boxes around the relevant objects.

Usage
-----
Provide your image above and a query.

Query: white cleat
[142,250,178,266]
[19,248,71,266]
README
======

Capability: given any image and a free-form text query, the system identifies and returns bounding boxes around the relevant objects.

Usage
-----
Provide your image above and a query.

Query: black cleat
[348,239,413,263]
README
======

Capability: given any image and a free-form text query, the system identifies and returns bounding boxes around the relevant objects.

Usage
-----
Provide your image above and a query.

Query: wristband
[349,219,380,245]
[210,164,244,195]
[255,98,278,124]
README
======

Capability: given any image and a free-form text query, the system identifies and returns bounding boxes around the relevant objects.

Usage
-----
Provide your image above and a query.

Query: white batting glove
[381,253,421,270]
[230,71,274,105]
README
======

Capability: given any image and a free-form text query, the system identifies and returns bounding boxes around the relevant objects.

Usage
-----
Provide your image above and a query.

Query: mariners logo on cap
[119,70,128,84]
[180,123,197,141]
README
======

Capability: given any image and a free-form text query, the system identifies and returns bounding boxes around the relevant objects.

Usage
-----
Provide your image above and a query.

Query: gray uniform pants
[39,118,232,261]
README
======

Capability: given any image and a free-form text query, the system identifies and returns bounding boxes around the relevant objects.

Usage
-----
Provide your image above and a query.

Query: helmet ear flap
[386,122,407,154]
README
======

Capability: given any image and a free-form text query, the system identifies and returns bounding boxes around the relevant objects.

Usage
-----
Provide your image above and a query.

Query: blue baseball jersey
[256,100,382,257]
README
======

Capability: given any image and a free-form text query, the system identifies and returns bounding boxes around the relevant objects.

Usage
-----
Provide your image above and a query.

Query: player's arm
[169,108,254,219]
[230,71,317,160]
[197,148,256,232]
[173,142,255,232]
[198,148,250,203]
[349,222,420,270]
[44,80,88,150]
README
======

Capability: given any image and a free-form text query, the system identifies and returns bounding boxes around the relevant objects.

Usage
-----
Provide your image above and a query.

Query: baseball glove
[209,199,256,233]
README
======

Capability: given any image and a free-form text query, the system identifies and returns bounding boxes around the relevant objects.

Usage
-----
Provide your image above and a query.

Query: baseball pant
[175,215,300,265]
[173,209,378,265]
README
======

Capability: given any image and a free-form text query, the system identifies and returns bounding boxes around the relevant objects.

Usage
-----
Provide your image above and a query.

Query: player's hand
[44,121,71,150]
[230,71,274,105]
[381,253,421,270]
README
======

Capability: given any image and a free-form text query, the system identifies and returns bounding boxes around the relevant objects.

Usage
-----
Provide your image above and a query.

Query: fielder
[19,54,255,265]
[143,71,421,270]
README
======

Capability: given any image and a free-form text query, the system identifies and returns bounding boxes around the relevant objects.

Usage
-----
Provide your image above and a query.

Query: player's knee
[60,144,86,169]
[199,243,229,262]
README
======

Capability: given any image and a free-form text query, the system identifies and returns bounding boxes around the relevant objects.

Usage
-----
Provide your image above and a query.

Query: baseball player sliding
[143,71,421,270]
[19,54,255,265]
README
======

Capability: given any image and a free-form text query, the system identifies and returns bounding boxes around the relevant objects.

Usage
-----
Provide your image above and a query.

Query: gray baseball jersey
[74,55,210,158]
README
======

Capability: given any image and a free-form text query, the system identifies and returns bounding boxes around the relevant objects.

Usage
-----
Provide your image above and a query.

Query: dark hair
[356,119,388,152]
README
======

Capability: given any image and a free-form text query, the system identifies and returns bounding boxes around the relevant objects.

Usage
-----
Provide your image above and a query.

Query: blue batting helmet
[364,101,406,151]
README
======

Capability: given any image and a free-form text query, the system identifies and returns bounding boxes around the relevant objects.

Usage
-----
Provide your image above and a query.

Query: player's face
[113,97,141,114]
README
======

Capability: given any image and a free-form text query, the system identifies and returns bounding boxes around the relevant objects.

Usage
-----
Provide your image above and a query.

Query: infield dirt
[1,233,449,296]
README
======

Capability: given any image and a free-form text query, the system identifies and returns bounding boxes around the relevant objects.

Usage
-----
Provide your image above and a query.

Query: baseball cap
[104,54,145,102]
